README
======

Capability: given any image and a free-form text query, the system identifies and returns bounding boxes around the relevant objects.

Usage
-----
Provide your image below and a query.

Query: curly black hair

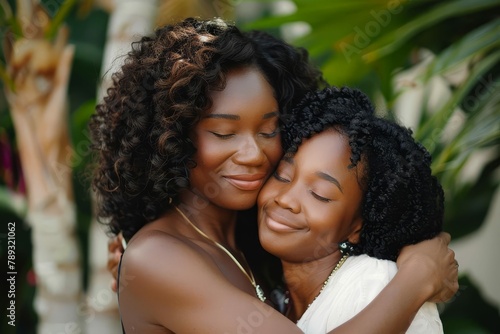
[90,18,324,240]
[281,86,444,261]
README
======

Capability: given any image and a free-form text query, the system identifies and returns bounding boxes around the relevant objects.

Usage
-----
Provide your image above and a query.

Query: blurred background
[0,0,499,333]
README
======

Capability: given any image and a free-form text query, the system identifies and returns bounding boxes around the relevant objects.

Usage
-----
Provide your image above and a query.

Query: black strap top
[117,253,126,334]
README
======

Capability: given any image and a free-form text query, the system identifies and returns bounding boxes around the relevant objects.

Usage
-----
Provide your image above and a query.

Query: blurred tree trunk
[3,1,82,333]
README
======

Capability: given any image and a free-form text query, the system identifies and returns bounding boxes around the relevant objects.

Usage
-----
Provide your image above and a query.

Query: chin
[219,194,258,211]
[258,228,280,256]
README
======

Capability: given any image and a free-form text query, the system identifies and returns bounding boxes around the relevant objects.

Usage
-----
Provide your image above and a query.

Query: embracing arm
[120,231,304,333]
[326,232,458,334]
[116,231,456,333]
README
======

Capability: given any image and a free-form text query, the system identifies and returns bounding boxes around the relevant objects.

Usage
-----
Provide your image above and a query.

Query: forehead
[290,129,363,186]
[206,67,277,116]
[294,130,351,167]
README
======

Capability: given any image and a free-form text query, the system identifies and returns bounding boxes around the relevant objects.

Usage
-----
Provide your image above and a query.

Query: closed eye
[260,129,279,138]
[210,132,234,140]
[273,171,290,183]
[310,190,332,203]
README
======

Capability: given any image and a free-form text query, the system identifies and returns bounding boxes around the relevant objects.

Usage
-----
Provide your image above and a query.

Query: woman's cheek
[257,177,277,206]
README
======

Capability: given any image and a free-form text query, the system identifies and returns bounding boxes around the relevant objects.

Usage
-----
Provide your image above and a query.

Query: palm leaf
[416,51,500,141]
[423,18,500,80]
[363,0,500,62]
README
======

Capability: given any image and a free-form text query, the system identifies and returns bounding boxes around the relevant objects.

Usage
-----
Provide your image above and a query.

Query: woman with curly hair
[91,18,457,333]
[258,86,447,332]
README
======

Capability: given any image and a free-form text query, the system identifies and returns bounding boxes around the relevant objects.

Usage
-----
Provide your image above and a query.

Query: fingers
[118,232,127,250]
[108,249,121,274]
[442,269,459,303]
[436,250,459,303]
[109,233,126,252]
[438,232,451,245]
[111,279,118,293]
[107,234,125,293]
[107,236,123,276]
[107,246,121,294]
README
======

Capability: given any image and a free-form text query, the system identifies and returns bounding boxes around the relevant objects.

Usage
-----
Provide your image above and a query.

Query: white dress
[296,255,443,334]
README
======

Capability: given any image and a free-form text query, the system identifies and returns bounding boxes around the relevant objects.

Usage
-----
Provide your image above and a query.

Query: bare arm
[326,232,457,334]
[120,231,304,333]
[115,232,456,333]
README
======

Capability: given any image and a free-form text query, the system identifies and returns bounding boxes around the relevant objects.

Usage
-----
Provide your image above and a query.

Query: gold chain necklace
[175,206,266,302]
[285,254,349,321]
[306,254,348,309]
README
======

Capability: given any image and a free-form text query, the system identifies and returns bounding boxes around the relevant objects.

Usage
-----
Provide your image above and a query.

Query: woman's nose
[274,182,301,214]
[232,136,266,166]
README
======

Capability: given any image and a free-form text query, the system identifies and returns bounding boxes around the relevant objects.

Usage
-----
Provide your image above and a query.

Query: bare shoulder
[120,227,221,298]
[118,228,302,333]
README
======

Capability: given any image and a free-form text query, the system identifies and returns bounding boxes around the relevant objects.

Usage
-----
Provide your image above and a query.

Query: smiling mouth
[263,211,298,232]
[223,175,266,191]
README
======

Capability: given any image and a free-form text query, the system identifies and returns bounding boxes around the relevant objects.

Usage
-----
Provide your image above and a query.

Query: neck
[176,189,238,248]
[282,252,344,322]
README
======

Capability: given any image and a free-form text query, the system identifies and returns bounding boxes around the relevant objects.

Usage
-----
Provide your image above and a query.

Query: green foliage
[245,0,500,236]
[245,1,500,332]
[441,275,500,333]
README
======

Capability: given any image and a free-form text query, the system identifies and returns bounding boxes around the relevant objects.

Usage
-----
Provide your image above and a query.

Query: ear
[346,216,363,245]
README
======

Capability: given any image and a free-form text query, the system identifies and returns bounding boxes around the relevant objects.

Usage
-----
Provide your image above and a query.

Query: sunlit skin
[103,19,459,333]
[258,129,365,321]
[119,66,293,333]
[188,66,282,212]
[114,83,457,332]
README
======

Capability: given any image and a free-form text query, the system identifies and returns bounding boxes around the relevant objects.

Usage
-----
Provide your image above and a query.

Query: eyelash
[274,172,332,202]
[310,191,332,203]
[210,129,278,140]
[210,132,234,140]
[273,171,289,183]
[260,129,279,138]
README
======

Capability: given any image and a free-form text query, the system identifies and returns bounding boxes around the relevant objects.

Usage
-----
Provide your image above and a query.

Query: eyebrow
[316,171,343,193]
[282,156,344,193]
[262,111,279,119]
[205,111,279,121]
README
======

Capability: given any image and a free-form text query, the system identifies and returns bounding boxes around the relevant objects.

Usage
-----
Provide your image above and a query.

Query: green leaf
[432,89,500,176]
[244,1,387,30]
[0,61,14,91]
[440,273,500,333]
[0,0,13,26]
[70,100,96,173]
[416,51,500,141]
[363,0,500,62]
[44,0,78,39]
[0,186,26,218]
[424,19,500,80]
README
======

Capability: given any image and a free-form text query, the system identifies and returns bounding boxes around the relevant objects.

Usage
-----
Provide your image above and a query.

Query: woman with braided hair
[258,86,448,332]
[94,18,457,333]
